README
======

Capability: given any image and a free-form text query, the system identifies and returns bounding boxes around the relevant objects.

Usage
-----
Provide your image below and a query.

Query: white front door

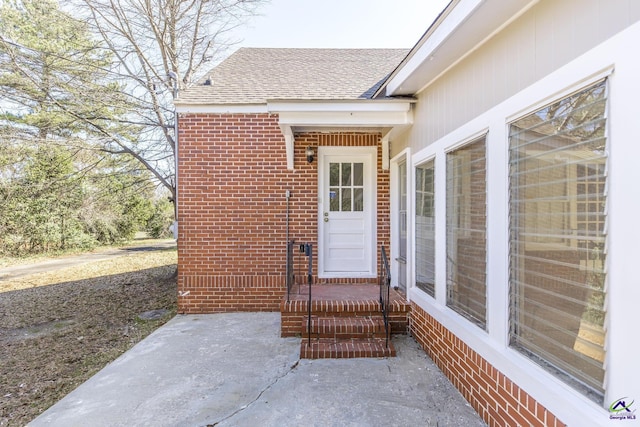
[319,147,376,277]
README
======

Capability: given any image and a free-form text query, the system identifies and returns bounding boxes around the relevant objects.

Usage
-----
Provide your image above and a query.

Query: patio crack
[208,358,300,426]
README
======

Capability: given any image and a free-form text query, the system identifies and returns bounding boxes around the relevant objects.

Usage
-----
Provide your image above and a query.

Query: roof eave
[376,0,539,98]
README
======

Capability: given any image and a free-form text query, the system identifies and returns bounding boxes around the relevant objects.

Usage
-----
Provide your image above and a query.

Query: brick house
[175,48,409,311]
[175,1,640,426]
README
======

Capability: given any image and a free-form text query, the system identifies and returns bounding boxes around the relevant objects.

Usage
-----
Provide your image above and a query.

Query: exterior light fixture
[305,146,315,163]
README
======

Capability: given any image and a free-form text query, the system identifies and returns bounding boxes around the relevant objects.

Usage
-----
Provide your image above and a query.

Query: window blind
[446,137,487,329]
[508,79,607,403]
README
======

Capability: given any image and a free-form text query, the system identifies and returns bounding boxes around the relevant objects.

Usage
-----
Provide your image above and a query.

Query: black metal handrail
[305,243,313,347]
[380,246,391,348]
[286,240,296,301]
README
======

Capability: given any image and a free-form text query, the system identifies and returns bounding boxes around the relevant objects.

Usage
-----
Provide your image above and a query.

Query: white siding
[392,0,640,157]
[396,0,640,424]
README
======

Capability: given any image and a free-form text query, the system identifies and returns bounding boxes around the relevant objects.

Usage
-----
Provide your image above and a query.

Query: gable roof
[176,48,408,105]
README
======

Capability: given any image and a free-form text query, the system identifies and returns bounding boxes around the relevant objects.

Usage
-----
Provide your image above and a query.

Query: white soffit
[385,0,538,96]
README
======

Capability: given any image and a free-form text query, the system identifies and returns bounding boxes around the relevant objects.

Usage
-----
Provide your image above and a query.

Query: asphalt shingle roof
[176,48,409,105]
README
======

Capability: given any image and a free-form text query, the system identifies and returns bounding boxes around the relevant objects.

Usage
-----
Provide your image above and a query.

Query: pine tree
[0,0,156,255]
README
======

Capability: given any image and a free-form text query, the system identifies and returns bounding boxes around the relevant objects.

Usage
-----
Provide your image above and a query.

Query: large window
[446,138,487,329]
[415,160,435,296]
[508,80,607,403]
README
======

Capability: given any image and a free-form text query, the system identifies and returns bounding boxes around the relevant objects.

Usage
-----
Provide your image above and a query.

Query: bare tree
[74,0,267,208]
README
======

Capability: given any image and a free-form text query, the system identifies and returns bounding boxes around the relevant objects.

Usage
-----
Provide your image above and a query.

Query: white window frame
[445,135,488,330]
[413,155,438,299]
[391,149,412,294]
[407,21,640,426]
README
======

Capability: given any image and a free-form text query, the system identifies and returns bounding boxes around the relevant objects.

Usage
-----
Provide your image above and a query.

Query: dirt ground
[0,248,177,427]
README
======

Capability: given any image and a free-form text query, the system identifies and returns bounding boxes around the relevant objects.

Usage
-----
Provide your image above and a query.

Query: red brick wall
[410,303,566,427]
[177,112,389,313]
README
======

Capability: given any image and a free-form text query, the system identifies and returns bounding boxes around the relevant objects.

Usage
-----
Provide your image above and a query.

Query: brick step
[302,316,386,339]
[280,292,411,338]
[286,299,382,316]
[300,337,396,359]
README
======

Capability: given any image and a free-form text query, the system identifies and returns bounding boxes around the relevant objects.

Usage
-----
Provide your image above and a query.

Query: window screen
[508,80,607,403]
[446,137,487,329]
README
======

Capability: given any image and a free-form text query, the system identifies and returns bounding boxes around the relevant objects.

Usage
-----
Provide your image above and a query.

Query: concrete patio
[29,312,486,427]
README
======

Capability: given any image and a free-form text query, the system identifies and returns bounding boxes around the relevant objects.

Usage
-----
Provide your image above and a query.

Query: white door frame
[318,146,377,278]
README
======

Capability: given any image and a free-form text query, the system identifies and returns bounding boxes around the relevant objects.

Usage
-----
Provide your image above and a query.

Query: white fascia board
[174,104,268,114]
[268,99,413,114]
[271,100,413,128]
[277,110,412,128]
[385,0,484,96]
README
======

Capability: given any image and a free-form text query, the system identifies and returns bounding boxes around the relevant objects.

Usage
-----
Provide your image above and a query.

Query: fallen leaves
[0,247,177,427]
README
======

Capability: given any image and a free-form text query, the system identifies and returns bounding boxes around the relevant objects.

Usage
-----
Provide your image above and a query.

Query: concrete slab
[29,313,486,427]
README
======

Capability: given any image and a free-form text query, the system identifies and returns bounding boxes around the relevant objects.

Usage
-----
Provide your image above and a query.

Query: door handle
[324,217,329,222]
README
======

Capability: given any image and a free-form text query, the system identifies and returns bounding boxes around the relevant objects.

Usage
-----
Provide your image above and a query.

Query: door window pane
[341,163,352,186]
[329,162,364,212]
[341,188,352,211]
[354,163,363,186]
[354,188,363,212]
[330,163,339,186]
[329,188,339,211]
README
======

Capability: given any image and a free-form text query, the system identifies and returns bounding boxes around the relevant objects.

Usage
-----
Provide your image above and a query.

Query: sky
[233,0,451,49]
